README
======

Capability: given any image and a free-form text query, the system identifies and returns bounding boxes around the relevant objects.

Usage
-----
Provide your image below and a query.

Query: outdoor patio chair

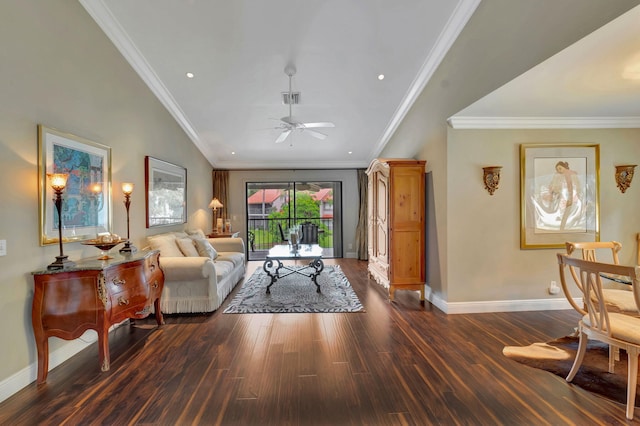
[299,222,319,245]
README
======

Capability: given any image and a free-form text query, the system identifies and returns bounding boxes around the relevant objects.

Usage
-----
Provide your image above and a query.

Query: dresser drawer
[104,260,146,292]
[110,288,149,317]
[104,260,148,319]
[145,252,164,301]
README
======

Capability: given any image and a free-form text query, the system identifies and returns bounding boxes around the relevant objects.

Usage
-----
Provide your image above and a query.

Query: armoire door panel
[390,230,423,283]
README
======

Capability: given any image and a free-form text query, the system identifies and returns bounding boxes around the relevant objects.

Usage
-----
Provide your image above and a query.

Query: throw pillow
[192,237,218,260]
[147,233,183,257]
[176,237,199,257]
[186,229,206,239]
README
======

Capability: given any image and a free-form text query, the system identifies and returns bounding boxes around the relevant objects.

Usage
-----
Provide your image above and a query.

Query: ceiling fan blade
[280,116,297,126]
[304,129,327,140]
[275,129,291,144]
[301,122,335,128]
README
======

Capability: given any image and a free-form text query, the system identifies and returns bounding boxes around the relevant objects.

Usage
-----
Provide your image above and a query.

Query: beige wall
[0,0,213,396]
[446,128,640,303]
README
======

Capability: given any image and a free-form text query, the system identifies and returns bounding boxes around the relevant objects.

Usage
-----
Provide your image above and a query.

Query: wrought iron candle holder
[482,166,502,195]
[47,173,75,270]
[615,165,636,193]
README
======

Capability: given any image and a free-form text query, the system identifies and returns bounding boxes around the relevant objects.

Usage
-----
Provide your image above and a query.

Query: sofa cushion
[192,237,218,260]
[176,237,199,257]
[213,260,234,280]
[186,229,207,239]
[148,233,183,257]
[216,252,245,268]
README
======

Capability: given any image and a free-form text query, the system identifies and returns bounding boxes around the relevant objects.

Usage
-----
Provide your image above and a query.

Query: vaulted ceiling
[80,0,640,169]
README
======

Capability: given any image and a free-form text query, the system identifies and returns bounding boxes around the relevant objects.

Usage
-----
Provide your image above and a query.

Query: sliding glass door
[246,181,342,260]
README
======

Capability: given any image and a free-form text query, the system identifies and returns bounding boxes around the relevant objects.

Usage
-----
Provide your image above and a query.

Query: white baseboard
[425,286,581,314]
[0,332,97,404]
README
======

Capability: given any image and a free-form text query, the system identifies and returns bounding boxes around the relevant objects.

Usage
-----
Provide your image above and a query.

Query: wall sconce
[482,166,502,195]
[47,173,75,270]
[615,165,636,193]
[119,183,137,254]
[209,198,224,234]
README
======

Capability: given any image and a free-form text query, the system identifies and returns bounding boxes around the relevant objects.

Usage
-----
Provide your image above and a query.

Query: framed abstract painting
[38,125,112,245]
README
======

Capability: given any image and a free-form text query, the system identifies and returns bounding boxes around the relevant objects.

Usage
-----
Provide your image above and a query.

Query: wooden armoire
[366,158,426,303]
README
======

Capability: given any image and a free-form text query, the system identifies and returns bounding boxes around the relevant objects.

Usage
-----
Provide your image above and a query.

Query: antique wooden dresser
[31,250,164,383]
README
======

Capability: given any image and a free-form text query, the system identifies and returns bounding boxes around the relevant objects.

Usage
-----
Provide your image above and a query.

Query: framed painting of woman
[520,144,600,249]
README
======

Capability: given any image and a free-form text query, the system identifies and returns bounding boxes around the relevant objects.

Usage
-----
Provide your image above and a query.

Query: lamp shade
[122,182,134,195]
[90,183,102,194]
[209,198,223,209]
[47,173,68,191]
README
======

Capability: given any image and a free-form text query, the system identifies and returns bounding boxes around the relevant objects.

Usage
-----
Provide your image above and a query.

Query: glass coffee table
[263,244,324,294]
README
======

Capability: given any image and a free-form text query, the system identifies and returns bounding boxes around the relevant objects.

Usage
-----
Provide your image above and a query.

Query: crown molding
[215,159,370,170]
[448,116,640,129]
[79,0,207,155]
[371,0,481,157]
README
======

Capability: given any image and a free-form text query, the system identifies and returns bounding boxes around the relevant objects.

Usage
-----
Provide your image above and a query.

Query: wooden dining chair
[564,241,637,315]
[564,241,639,372]
[557,253,640,420]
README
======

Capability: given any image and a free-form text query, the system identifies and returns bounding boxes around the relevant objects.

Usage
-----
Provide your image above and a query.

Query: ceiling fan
[274,65,335,144]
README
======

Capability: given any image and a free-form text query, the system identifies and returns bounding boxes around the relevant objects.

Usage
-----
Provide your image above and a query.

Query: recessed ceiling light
[231,151,235,155]
[377,74,385,80]
[348,151,353,155]
[186,72,194,78]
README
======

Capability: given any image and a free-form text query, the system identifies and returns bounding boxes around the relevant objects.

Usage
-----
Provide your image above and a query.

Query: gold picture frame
[38,125,112,245]
[520,143,600,249]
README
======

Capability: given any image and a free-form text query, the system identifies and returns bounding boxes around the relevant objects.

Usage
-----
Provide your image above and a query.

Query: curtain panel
[355,168,368,260]
[212,170,230,221]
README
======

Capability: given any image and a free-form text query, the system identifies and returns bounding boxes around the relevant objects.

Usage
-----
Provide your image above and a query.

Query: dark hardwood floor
[0,259,633,425]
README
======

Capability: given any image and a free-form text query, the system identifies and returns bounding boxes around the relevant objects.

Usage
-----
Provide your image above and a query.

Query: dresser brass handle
[152,281,159,289]
[112,278,126,286]
[118,297,129,306]
[150,264,156,272]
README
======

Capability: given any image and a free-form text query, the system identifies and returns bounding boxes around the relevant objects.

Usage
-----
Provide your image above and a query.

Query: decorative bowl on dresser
[31,250,164,383]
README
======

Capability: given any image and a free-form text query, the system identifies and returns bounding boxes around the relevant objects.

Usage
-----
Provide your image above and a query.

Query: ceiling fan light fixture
[272,64,335,144]
[281,92,300,105]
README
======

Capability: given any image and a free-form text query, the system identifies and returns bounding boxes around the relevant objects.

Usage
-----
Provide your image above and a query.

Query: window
[246,181,342,260]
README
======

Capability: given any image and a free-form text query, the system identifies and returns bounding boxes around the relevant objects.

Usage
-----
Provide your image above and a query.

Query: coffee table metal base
[263,258,324,294]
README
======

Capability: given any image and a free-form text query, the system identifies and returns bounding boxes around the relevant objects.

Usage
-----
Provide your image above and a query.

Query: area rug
[503,336,638,406]
[223,265,365,313]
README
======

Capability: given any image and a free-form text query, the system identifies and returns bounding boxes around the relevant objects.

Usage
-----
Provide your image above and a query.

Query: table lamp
[119,182,137,254]
[47,173,75,270]
[209,198,223,233]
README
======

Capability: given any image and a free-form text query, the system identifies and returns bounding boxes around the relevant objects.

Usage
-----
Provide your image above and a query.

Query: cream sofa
[146,230,245,314]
